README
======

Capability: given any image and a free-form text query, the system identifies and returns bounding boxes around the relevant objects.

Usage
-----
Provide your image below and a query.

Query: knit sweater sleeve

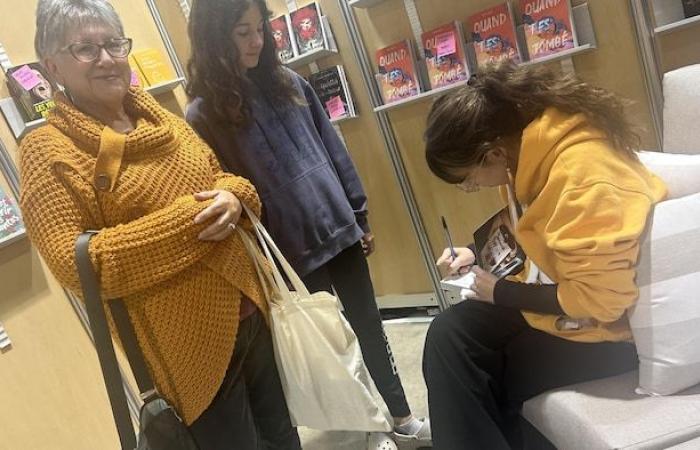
[177,116,261,229]
[19,131,218,299]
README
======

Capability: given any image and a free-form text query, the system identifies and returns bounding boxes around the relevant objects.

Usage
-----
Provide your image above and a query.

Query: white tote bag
[237,205,393,432]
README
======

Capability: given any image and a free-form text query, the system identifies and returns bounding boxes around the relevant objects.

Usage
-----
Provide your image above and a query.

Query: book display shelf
[369,2,597,113]
[652,0,700,34]
[0,77,185,140]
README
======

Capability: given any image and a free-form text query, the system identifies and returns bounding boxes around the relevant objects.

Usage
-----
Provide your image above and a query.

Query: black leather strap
[110,300,155,397]
[75,232,137,450]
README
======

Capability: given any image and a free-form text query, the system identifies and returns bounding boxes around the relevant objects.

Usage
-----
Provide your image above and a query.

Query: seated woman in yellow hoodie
[422,63,667,450]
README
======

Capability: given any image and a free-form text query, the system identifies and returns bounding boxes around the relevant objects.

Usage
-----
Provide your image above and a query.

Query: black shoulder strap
[75,233,137,450]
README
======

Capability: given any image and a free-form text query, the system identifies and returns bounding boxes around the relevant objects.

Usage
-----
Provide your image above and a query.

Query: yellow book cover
[128,55,148,88]
[131,48,175,86]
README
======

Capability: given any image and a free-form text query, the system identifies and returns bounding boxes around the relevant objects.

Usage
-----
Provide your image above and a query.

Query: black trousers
[423,301,638,450]
[189,310,301,450]
[302,241,412,418]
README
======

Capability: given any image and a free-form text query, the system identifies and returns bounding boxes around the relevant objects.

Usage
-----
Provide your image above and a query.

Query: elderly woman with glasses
[19,1,301,449]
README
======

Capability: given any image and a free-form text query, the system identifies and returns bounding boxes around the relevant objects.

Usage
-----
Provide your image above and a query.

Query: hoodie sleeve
[300,75,370,234]
[544,183,655,322]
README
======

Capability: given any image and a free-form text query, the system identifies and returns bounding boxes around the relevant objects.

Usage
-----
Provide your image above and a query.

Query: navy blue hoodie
[186,69,369,276]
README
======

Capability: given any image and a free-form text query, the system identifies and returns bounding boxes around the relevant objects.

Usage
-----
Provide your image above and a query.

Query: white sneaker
[393,417,432,449]
[368,431,399,450]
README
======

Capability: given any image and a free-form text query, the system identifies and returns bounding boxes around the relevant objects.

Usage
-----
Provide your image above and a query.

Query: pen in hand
[441,216,457,261]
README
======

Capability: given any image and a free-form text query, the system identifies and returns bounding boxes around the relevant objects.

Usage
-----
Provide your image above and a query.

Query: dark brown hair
[425,62,640,183]
[186,0,300,127]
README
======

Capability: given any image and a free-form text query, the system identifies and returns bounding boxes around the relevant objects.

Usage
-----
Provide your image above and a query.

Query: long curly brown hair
[186,0,300,127]
[425,62,640,183]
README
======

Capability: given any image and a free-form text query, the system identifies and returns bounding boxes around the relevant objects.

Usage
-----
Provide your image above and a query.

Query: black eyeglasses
[61,37,133,63]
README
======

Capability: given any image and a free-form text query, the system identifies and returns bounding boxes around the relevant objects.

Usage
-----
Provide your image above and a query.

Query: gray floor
[298,319,432,450]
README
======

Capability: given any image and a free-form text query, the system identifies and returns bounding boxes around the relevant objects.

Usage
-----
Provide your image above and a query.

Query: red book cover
[270,15,296,63]
[290,3,325,55]
[375,40,420,104]
[519,0,577,60]
[467,3,522,69]
[422,22,469,90]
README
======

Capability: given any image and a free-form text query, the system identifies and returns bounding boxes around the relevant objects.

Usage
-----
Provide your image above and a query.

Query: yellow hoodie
[512,108,666,343]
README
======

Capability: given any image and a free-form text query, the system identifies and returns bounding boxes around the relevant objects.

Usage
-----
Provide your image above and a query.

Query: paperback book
[0,186,25,246]
[467,2,522,68]
[131,48,175,86]
[290,3,326,55]
[308,65,356,120]
[682,0,700,18]
[270,14,297,63]
[5,62,57,122]
[375,40,421,104]
[422,22,470,90]
[519,0,577,60]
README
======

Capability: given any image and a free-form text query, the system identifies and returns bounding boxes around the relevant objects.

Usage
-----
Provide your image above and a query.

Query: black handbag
[75,233,199,450]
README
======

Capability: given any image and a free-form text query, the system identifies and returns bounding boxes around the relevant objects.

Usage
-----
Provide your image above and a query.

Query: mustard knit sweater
[19,88,268,425]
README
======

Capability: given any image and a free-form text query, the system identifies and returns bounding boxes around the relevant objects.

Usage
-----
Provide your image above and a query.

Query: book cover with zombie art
[290,3,325,55]
[270,15,296,63]
[422,22,470,90]
[375,40,421,104]
[468,3,522,69]
[519,0,577,60]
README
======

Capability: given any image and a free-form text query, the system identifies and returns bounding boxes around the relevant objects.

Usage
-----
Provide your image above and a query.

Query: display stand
[338,0,449,310]
[0,78,186,140]
[652,0,700,34]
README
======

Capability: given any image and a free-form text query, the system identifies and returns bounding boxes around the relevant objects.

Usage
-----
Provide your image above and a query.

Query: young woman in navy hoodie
[185,0,431,448]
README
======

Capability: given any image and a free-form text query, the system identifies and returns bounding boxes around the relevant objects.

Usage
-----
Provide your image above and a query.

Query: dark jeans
[423,301,638,450]
[189,310,301,450]
[302,241,412,418]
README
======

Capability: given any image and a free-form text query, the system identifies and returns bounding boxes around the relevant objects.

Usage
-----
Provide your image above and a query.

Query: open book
[441,188,525,295]
[473,206,525,279]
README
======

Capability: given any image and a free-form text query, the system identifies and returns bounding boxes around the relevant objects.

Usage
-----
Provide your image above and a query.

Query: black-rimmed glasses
[60,37,133,63]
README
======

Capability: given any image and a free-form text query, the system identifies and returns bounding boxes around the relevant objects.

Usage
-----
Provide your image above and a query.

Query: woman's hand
[193,190,243,241]
[361,232,376,256]
[436,247,476,276]
[470,266,499,304]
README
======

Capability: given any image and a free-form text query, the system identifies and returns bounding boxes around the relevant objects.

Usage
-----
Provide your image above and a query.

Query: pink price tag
[130,70,140,87]
[11,65,42,91]
[436,32,457,59]
[326,96,346,120]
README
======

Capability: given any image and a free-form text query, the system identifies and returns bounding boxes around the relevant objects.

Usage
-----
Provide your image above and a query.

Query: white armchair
[521,66,700,450]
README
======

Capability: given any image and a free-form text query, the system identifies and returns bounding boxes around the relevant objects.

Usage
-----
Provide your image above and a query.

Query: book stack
[270,14,298,63]
[422,22,470,90]
[519,0,577,61]
[375,40,422,104]
[0,185,25,246]
[467,2,522,69]
[130,48,175,87]
[290,2,328,56]
[5,62,57,122]
[308,65,356,121]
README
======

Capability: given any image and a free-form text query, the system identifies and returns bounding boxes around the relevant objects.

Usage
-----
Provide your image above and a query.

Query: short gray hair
[35,0,125,59]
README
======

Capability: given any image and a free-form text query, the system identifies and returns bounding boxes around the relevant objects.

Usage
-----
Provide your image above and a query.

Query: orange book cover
[422,22,469,90]
[131,48,175,86]
[519,0,576,60]
[467,3,522,69]
[375,40,420,104]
